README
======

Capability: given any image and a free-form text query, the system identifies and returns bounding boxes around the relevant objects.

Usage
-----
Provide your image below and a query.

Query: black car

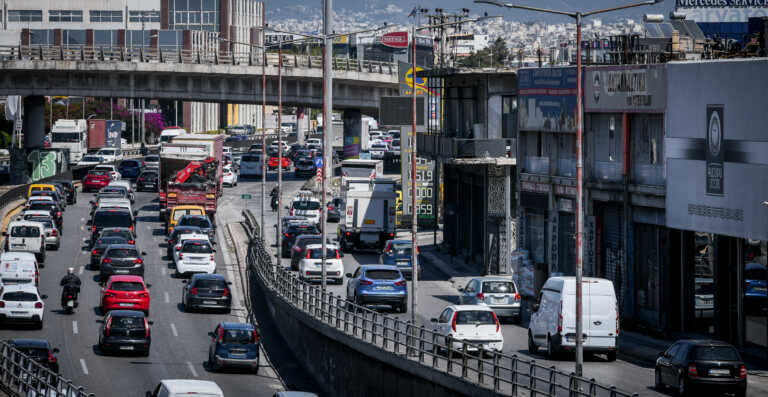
[8,338,59,373]
[281,222,319,258]
[655,339,747,397]
[176,215,216,242]
[98,310,151,356]
[207,322,260,373]
[118,159,143,179]
[25,202,63,231]
[327,197,344,222]
[50,180,76,204]
[91,236,134,269]
[166,226,203,258]
[294,158,317,178]
[136,170,159,192]
[182,274,232,313]
[289,234,332,271]
[91,209,134,246]
[99,244,146,279]
[30,189,66,209]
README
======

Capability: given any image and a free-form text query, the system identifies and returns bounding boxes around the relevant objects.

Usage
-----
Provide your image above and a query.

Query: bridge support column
[22,96,46,149]
[342,109,362,160]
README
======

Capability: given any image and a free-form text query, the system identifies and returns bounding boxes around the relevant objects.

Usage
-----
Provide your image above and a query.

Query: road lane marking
[78,266,84,275]
[158,248,164,258]
[79,359,89,375]
[161,267,166,276]
[186,361,198,377]
[164,291,169,303]
[80,225,84,231]
[72,320,78,334]
[170,323,178,337]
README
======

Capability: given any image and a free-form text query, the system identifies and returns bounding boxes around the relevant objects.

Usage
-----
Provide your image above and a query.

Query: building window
[127,30,152,48]
[29,30,54,45]
[62,30,86,45]
[8,10,42,22]
[94,30,119,46]
[49,10,83,23]
[501,96,517,140]
[90,10,122,23]
[129,11,160,23]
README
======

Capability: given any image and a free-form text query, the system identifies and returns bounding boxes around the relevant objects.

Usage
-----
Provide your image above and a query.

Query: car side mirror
[457,287,464,292]
[52,348,60,353]
[181,279,188,284]
[345,273,352,278]
[147,321,154,325]
[430,318,438,323]
[532,303,540,312]
[40,294,48,300]
[227,281,233,285]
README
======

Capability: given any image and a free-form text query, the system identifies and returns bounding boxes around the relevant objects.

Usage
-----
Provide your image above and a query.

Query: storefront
[665,59,768,357]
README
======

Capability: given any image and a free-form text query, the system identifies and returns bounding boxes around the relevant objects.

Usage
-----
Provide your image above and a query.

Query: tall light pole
[475,0,663,377]
[276,38,284,268]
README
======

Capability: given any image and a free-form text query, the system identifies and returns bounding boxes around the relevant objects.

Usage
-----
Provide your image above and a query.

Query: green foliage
[457,36,510,68]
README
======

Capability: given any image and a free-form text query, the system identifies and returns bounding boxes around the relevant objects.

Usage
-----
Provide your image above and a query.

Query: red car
[82,170,112,192]
[101,275,150,315]
[268,156,292,171]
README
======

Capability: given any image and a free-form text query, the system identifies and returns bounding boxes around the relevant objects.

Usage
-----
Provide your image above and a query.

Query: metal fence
[0,45,397,75]
[242,209,639,397]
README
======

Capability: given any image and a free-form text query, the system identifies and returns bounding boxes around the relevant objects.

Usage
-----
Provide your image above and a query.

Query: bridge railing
[0,340,94,397]
[0,45,397,75]
[242,209,640,397]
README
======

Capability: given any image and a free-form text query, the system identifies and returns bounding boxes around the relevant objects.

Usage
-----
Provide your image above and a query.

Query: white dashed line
[170,323,178,337]
[80,226,84,231]
[79,359,89,375]
[72,320,78,335]
[161,267,166,276]
[186,361,198,377]
[163,291,169,303]
[80,218,85,223]
[78,266,84,275]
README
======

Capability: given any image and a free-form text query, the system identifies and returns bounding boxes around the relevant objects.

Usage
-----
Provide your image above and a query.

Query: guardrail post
[418,326,425,362]
[461,342,468,378]
[529,360,536,396]
[609,385,617,397]
[548,366,557,396]
[446,336,454,373]
[361,311,368,341]
[371,312,377,345]
[381,317,388,349]
[493,353,500,392]
[431,332,439,368]
[477,345,485,384]
[393,320,400,354]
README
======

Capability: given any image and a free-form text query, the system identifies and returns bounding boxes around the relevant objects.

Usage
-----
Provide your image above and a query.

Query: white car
[0,284,45,328]
[369,143,388,159]
[222,166,238,187]
[93,164,121,180]
[173,233,211,264]
[175,239,216,276]
[95,148,123,162]
[431,305,504,353]
[306,138,322,146]
[298,244,344,284]
[77,155,105,167]
[109,180,135,202]
[289,198,321,225]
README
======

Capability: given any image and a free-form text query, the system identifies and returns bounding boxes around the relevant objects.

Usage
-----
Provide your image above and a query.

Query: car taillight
[179,253,183,260]
[492,312,500,332]
[218,327,225,342]
[103,258,112,263]
[35,271,39,285]
[190,287,198,295]
[138,178,145,182]
[92,226,97,232]
[105,317,113,336]
[129,225,133,232]
[306,251,312,259]
[56,212,61,217]
[345,232,351,236]
[133,259,143,264]
[557,301,564,333]
[328,205,334,210]
[359,279,373,285]
[128,240,135,244]
[35,302,43,309]
[222,288,229,297]
[290,208,294,216]
[335,250,341,259]
[0,302,4,308]
[253,329,259,343]
[285,233,291,238]
[687,363,698,378]
[144,318,150,338]
[514,293,521,301]
[740,365,747,379]
[138,292,149,298]
[294,246,301,252]
[51,229,57,236]
[210,254,214,260]
[394,280,406,287]
[451,312,457,332]
[476,293,485,300]
[176,246,181,251]
[389,232,394,238]
[48,351,56,363]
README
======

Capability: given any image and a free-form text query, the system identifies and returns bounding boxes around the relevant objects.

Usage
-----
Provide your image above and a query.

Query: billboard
[381,31,408,48]
[675,0,768,22]
[584,65,666,113]
[517,67,577,132]
[397,61,436,96]
[665,59,768,240]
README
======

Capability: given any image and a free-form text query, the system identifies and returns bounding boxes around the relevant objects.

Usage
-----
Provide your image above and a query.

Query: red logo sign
[381,32,409,48]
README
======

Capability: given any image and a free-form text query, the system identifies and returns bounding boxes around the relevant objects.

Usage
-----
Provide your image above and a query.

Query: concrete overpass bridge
[0,45,399,111]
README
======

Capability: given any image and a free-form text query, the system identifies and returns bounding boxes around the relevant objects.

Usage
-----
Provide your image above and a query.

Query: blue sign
[518,67,577,133]
[314,157,323,168]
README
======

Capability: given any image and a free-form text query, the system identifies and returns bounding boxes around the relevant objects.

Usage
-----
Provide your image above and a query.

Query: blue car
[118,159,143,179]
[208,322,260,373]
[346,265,408,313]
[745,262,767,315]
[379,239,421,280]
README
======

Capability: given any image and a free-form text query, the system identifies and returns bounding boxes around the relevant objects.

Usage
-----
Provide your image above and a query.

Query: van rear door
[585,280,617,348]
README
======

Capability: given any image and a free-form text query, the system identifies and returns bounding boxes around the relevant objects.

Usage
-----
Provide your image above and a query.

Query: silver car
[458,277,521,323]
[20,212,60,250]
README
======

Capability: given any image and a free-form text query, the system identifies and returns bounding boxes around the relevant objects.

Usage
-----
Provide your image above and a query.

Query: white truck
[50,119,87,163]
[337,178,396,251]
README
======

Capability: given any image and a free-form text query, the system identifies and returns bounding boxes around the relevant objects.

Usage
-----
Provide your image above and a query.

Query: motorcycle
[271,195,279,211]
[61,289,79,314]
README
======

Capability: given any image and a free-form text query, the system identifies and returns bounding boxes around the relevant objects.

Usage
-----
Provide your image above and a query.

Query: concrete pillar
[23,96,46,149]
[342,109,362,160]
[296,107,306,144]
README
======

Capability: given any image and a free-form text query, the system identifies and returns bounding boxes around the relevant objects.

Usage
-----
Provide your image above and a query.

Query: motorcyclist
[60,267,82,308]
[270,187,279,211]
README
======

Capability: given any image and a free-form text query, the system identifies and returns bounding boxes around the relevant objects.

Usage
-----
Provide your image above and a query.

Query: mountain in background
[264,0,675,28]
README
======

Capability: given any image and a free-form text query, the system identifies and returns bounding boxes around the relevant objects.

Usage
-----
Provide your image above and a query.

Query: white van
[528,276,618,361]
[146,379,223,397]
[4,221,46,263]
[0,252,39,285]
[159,127,187,144]
[239,153,263,178]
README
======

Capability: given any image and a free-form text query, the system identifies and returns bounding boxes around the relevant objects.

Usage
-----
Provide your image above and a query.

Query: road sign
[241,194,252,199]
[314,157,323,168]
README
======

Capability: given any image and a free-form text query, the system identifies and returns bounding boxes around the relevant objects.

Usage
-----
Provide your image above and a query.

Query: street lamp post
[475,0,663,377]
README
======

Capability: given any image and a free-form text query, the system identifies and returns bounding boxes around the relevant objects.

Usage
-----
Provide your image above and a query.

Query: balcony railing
[523,156,550,175]
[633,164,665,186]
[557,158,576,177]
[594,161,623,182]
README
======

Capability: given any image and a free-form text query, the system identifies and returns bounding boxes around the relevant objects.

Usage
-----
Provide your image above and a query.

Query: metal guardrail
[241,209,639,397]
[0,45,397,75]
[0,341,93,397]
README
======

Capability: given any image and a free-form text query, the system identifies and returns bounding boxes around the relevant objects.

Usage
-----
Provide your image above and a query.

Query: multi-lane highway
[0,185,284,396]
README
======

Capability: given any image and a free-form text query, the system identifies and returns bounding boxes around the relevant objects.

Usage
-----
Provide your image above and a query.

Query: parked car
[7,339,59,373]
[91,235,134,269]
[379,239,420,280]
[207,322,260,373]
[655,339,747,397]
[298,244,343,284]
[118,159,143,179]
[137,169,159,192]
[101,275,150,316]
[98,310,151,356]
[431,305,504,353]
[175,239,216,277]
[281,222,320,258]
[326,198,344,223]
[182,274,232,313]
[458,277,522,323]
[528,276,618,361]
[146,380,223,397]
[99,244,146,279]
[345,265,407,313]
[0,285,45,329]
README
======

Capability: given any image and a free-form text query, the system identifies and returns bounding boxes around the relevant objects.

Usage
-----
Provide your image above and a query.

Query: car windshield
[93,212,132,228]
[179,217,211,228]
[693,346,740,361]
[82,156,102,162]
[120,160,139,167]
[183,241,213,253]
[393,140,400,146]
[173,209,203,221]
[222,329,254,344]
[695,281,714,295]
[292,201,320,210]
[389,243,412,255]
[308,248,337,259]
[11,226,40,237]
[112,316,145,329]
[110,282,144,291]
[482,281,516,294]
[194,279,227,289]
[88,170,109,176]
[3,292,38,301]
[455,310,496,325]
[107,248,138,258]
[365,270,400,280]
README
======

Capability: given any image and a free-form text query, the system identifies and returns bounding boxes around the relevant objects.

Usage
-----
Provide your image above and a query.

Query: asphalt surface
[0,185,284,396]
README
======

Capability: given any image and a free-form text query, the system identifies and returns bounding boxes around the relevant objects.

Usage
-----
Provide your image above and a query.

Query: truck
[87,119,122,151]
[337,178,397,251]
[50,119,87,163]
[159,134,224,222]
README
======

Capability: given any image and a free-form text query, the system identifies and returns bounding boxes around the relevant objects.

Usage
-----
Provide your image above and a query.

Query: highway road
[220,171,768,397]
[0,186,284,396]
